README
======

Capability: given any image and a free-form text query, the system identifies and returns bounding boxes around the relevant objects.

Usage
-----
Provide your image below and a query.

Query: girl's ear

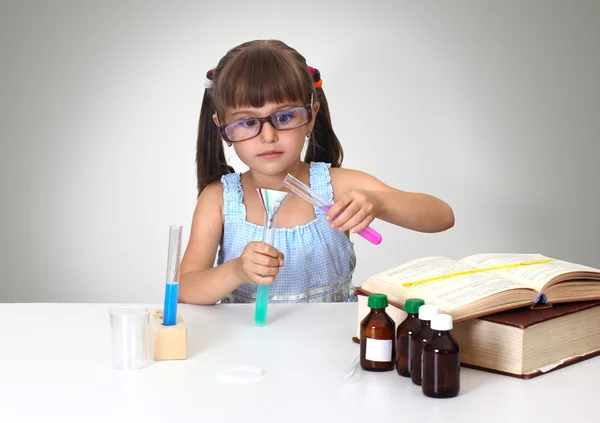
[313,101,320,116]
[212,113,231,146]
[309,101,320,132]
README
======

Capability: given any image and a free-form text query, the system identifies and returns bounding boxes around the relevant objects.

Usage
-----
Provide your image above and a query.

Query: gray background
[1,0,598,303]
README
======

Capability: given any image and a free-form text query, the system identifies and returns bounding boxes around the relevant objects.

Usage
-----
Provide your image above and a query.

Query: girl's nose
[260,121,279,143]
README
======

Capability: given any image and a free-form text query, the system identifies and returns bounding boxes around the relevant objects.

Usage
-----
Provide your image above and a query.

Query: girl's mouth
[258,150,283,158]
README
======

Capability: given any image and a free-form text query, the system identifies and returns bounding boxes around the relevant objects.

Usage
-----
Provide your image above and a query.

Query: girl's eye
[242,119,259,128]
[275,112,293,124]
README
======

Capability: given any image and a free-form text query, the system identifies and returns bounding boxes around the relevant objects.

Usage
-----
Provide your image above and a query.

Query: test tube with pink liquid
[281,174,382,245]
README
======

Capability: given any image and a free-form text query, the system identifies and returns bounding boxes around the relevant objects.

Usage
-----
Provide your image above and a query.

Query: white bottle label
[365,338,392,362]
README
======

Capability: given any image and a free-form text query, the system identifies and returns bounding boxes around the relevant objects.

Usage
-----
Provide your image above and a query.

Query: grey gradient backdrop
[1,1,599,303]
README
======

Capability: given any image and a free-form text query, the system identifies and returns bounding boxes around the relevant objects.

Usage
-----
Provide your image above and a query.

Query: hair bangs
[215,46,311,115]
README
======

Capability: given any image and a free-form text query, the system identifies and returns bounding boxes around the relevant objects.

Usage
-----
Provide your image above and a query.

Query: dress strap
[309,162,333,216]
[220,173,246,219]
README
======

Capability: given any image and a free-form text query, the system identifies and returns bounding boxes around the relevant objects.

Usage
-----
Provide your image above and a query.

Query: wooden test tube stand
[150,309,187,360]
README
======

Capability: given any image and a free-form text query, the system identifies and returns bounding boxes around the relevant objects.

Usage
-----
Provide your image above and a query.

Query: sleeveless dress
[217,162,357,303]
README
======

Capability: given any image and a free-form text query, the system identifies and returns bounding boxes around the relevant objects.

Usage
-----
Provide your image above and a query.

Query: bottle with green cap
[360,293,396,371]
[395,298,425,377]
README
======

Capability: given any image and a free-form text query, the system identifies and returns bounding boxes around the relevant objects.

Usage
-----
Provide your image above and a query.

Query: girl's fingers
[330,201,361,229]
[350,216,375,234]
[252,242,281,258]
[254,274,276,285]
[326,195,352,222]
[253,264,279,277]
[338,210,369,233]
[251,254,281,268]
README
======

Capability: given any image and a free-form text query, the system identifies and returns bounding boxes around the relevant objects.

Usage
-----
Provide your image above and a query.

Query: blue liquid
[163,283,179,326]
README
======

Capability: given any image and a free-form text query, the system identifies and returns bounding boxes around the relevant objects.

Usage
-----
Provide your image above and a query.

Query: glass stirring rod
[343,355,360,383]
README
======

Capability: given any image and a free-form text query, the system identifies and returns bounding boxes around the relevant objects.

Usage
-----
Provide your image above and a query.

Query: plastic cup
[109,306,154,370]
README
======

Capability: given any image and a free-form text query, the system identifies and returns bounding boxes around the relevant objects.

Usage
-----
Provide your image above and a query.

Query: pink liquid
[319,206,382,245]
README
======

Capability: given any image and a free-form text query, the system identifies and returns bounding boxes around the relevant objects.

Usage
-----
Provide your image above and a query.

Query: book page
[460,253,600,292]
[364,257,530,312]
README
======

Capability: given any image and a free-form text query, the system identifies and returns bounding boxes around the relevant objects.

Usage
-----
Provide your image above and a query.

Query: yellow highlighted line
[402,258,554,288]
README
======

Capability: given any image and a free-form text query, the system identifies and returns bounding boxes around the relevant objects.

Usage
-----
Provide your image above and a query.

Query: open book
[355,253,600,322]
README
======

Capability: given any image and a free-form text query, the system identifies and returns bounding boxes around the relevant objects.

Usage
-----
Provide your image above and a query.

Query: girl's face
[215,101,319,176]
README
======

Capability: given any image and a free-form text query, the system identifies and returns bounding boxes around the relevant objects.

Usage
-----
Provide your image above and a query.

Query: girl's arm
[179,182,284,305]
[179,182,241,304]
[328,168,455,234]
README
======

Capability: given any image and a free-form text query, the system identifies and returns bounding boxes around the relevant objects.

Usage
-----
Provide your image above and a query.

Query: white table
[0,303,597,422]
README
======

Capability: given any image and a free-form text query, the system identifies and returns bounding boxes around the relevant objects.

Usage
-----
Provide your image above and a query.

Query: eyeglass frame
[215,93,315,143]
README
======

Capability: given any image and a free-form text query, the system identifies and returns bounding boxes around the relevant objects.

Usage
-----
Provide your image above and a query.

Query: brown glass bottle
[360,293,395,371]
[396,298,424,377]
[410,304,439,385]
[422,313,460,398]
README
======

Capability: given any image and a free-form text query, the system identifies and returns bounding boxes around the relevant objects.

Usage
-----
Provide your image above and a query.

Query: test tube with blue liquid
[163,225,182,326]
[255,188,290,326]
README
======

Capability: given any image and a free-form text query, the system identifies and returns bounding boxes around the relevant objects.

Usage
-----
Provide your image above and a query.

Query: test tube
[281,174,382,245]
[255,188,289,327]
[163,225,182,326]
[254,211,277,327]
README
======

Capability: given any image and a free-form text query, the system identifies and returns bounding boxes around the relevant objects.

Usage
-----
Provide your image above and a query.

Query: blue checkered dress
[217,162,357,303]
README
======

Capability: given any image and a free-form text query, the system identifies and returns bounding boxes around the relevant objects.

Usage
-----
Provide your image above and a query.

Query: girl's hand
[326,190,380,234]
[235,241,284,285]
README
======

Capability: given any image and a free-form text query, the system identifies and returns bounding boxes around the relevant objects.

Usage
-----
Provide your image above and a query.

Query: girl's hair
[195,39,343,195]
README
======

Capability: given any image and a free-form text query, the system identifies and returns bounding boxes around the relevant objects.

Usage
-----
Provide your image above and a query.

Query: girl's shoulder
[189,180,225,232]
[328,166,359,187]
[329,166,388,199]
[197,180,224,208]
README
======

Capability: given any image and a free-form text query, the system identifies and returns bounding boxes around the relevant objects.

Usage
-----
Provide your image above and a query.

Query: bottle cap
[431,313,453,330]
[418,304,439,321]
[404,298,425,314]
[367,293,388,309]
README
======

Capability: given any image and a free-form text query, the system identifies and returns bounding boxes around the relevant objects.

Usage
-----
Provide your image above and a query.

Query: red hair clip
[307,66,322,87]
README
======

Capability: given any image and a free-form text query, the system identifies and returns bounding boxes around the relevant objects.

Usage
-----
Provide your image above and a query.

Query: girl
[179,39,454,305]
